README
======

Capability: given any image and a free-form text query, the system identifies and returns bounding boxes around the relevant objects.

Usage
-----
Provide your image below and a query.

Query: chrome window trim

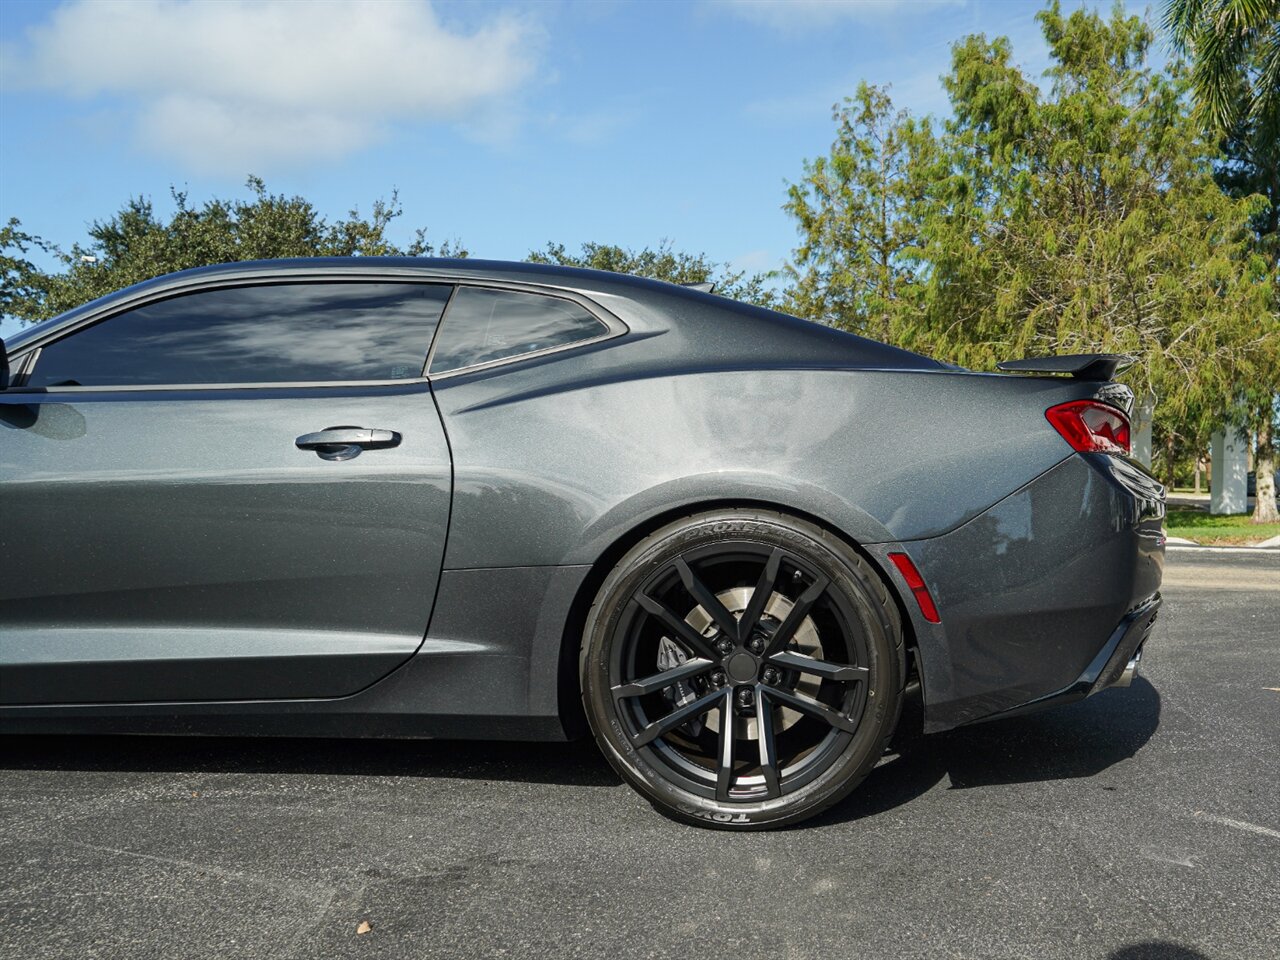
[4,378,435,395]
[426,327,620,382]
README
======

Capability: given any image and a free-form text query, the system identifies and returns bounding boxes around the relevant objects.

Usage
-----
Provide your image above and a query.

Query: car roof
[69,257,715,305]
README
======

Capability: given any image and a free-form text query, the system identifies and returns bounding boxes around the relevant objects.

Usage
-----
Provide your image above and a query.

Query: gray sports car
[0,258,1165,829]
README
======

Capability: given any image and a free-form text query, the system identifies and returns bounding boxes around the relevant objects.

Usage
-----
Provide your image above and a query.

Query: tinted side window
[28,282,451,387]
[429,287,607,373]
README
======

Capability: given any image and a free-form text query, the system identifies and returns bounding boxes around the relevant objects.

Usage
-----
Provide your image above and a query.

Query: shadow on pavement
[0,677,1160,811]
[813,676,1161,827]
[1109,943,1209,960]
[0,732,622,788]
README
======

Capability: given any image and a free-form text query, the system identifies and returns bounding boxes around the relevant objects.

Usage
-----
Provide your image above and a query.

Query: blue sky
[1,0,1157,339]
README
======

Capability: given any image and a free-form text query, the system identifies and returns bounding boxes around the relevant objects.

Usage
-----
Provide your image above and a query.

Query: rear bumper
[969,592,1160,724]
[873,452,1165,732]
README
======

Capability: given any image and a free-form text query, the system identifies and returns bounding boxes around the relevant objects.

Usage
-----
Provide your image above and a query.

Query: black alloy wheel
[581,509,904,829]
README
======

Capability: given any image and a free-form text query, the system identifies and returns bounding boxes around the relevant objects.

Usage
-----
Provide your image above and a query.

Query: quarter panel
[432,348,1092,570]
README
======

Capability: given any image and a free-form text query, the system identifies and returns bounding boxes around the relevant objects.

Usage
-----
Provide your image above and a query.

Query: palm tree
[1162,0,1279,138]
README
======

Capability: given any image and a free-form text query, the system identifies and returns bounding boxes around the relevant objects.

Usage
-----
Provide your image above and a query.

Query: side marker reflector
[888,552,941,624]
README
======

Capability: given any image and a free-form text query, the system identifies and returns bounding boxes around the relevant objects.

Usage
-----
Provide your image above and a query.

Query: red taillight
[888,552,941,624]
[1045,400,1131,455]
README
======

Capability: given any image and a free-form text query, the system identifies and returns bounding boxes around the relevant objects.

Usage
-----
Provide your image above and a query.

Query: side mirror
[1,338,8,391]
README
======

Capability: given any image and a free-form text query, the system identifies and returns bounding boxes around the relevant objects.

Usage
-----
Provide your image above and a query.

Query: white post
[1131,393,1155,467]
[1209,428,1248,515]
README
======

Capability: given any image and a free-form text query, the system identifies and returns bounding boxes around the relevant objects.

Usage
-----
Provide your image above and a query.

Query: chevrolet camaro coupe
[0,258,1165,829]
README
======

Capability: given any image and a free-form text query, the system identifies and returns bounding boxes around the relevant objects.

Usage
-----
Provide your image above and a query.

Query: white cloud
[1,0,541,173]
[712,0,967,30]
[737,2,1059,123]
[543,109,633,147]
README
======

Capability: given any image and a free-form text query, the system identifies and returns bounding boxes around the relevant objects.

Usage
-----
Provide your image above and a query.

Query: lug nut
[762,668,781,685]
[747,636,765,655]
[736,687,754,709]
[716,637,734,656]
[711,671,726,687]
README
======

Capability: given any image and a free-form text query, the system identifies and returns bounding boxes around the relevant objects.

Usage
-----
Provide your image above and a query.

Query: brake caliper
[657,636,703,737]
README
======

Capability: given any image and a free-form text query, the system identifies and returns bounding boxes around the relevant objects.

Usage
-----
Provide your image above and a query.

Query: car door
[0,278,453,705]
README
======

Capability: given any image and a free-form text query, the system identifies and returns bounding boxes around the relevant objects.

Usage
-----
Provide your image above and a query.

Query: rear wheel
[580,509,904,829]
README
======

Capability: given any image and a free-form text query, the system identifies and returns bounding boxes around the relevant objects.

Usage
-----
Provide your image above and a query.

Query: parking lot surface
[2,550,1277,960]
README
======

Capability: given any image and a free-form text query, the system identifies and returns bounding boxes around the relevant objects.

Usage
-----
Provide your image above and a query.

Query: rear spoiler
[996,354,1133,381]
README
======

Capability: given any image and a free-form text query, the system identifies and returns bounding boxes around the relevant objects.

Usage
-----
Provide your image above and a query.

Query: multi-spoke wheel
[581,509,904,829]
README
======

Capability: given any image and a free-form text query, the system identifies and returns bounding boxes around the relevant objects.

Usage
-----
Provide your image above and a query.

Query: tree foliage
[0,218,53,322]
[3,177,464,324]
[526,240,778,307]
[782,84,934,341]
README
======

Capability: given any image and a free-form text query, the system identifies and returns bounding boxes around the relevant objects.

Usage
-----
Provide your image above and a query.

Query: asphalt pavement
[1,549,1277,960]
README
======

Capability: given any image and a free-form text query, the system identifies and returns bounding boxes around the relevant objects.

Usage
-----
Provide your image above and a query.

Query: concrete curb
[1165,544,1280,554]
[1162,532,1279,552]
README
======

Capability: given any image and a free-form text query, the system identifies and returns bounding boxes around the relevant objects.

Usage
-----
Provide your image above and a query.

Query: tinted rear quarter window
[429,287,607,374]
[28,282,451,387]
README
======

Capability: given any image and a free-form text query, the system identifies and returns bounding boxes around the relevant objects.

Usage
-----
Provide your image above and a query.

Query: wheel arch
[554,496,921,739]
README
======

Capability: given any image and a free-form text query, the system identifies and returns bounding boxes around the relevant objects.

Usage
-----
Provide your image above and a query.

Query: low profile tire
[581,508,904,829]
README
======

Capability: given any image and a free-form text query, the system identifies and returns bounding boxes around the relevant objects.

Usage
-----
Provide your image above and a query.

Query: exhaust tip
[1116,647,1143,687]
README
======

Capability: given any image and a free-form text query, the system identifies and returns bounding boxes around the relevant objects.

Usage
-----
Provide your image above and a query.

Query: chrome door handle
[295,426,401,461]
